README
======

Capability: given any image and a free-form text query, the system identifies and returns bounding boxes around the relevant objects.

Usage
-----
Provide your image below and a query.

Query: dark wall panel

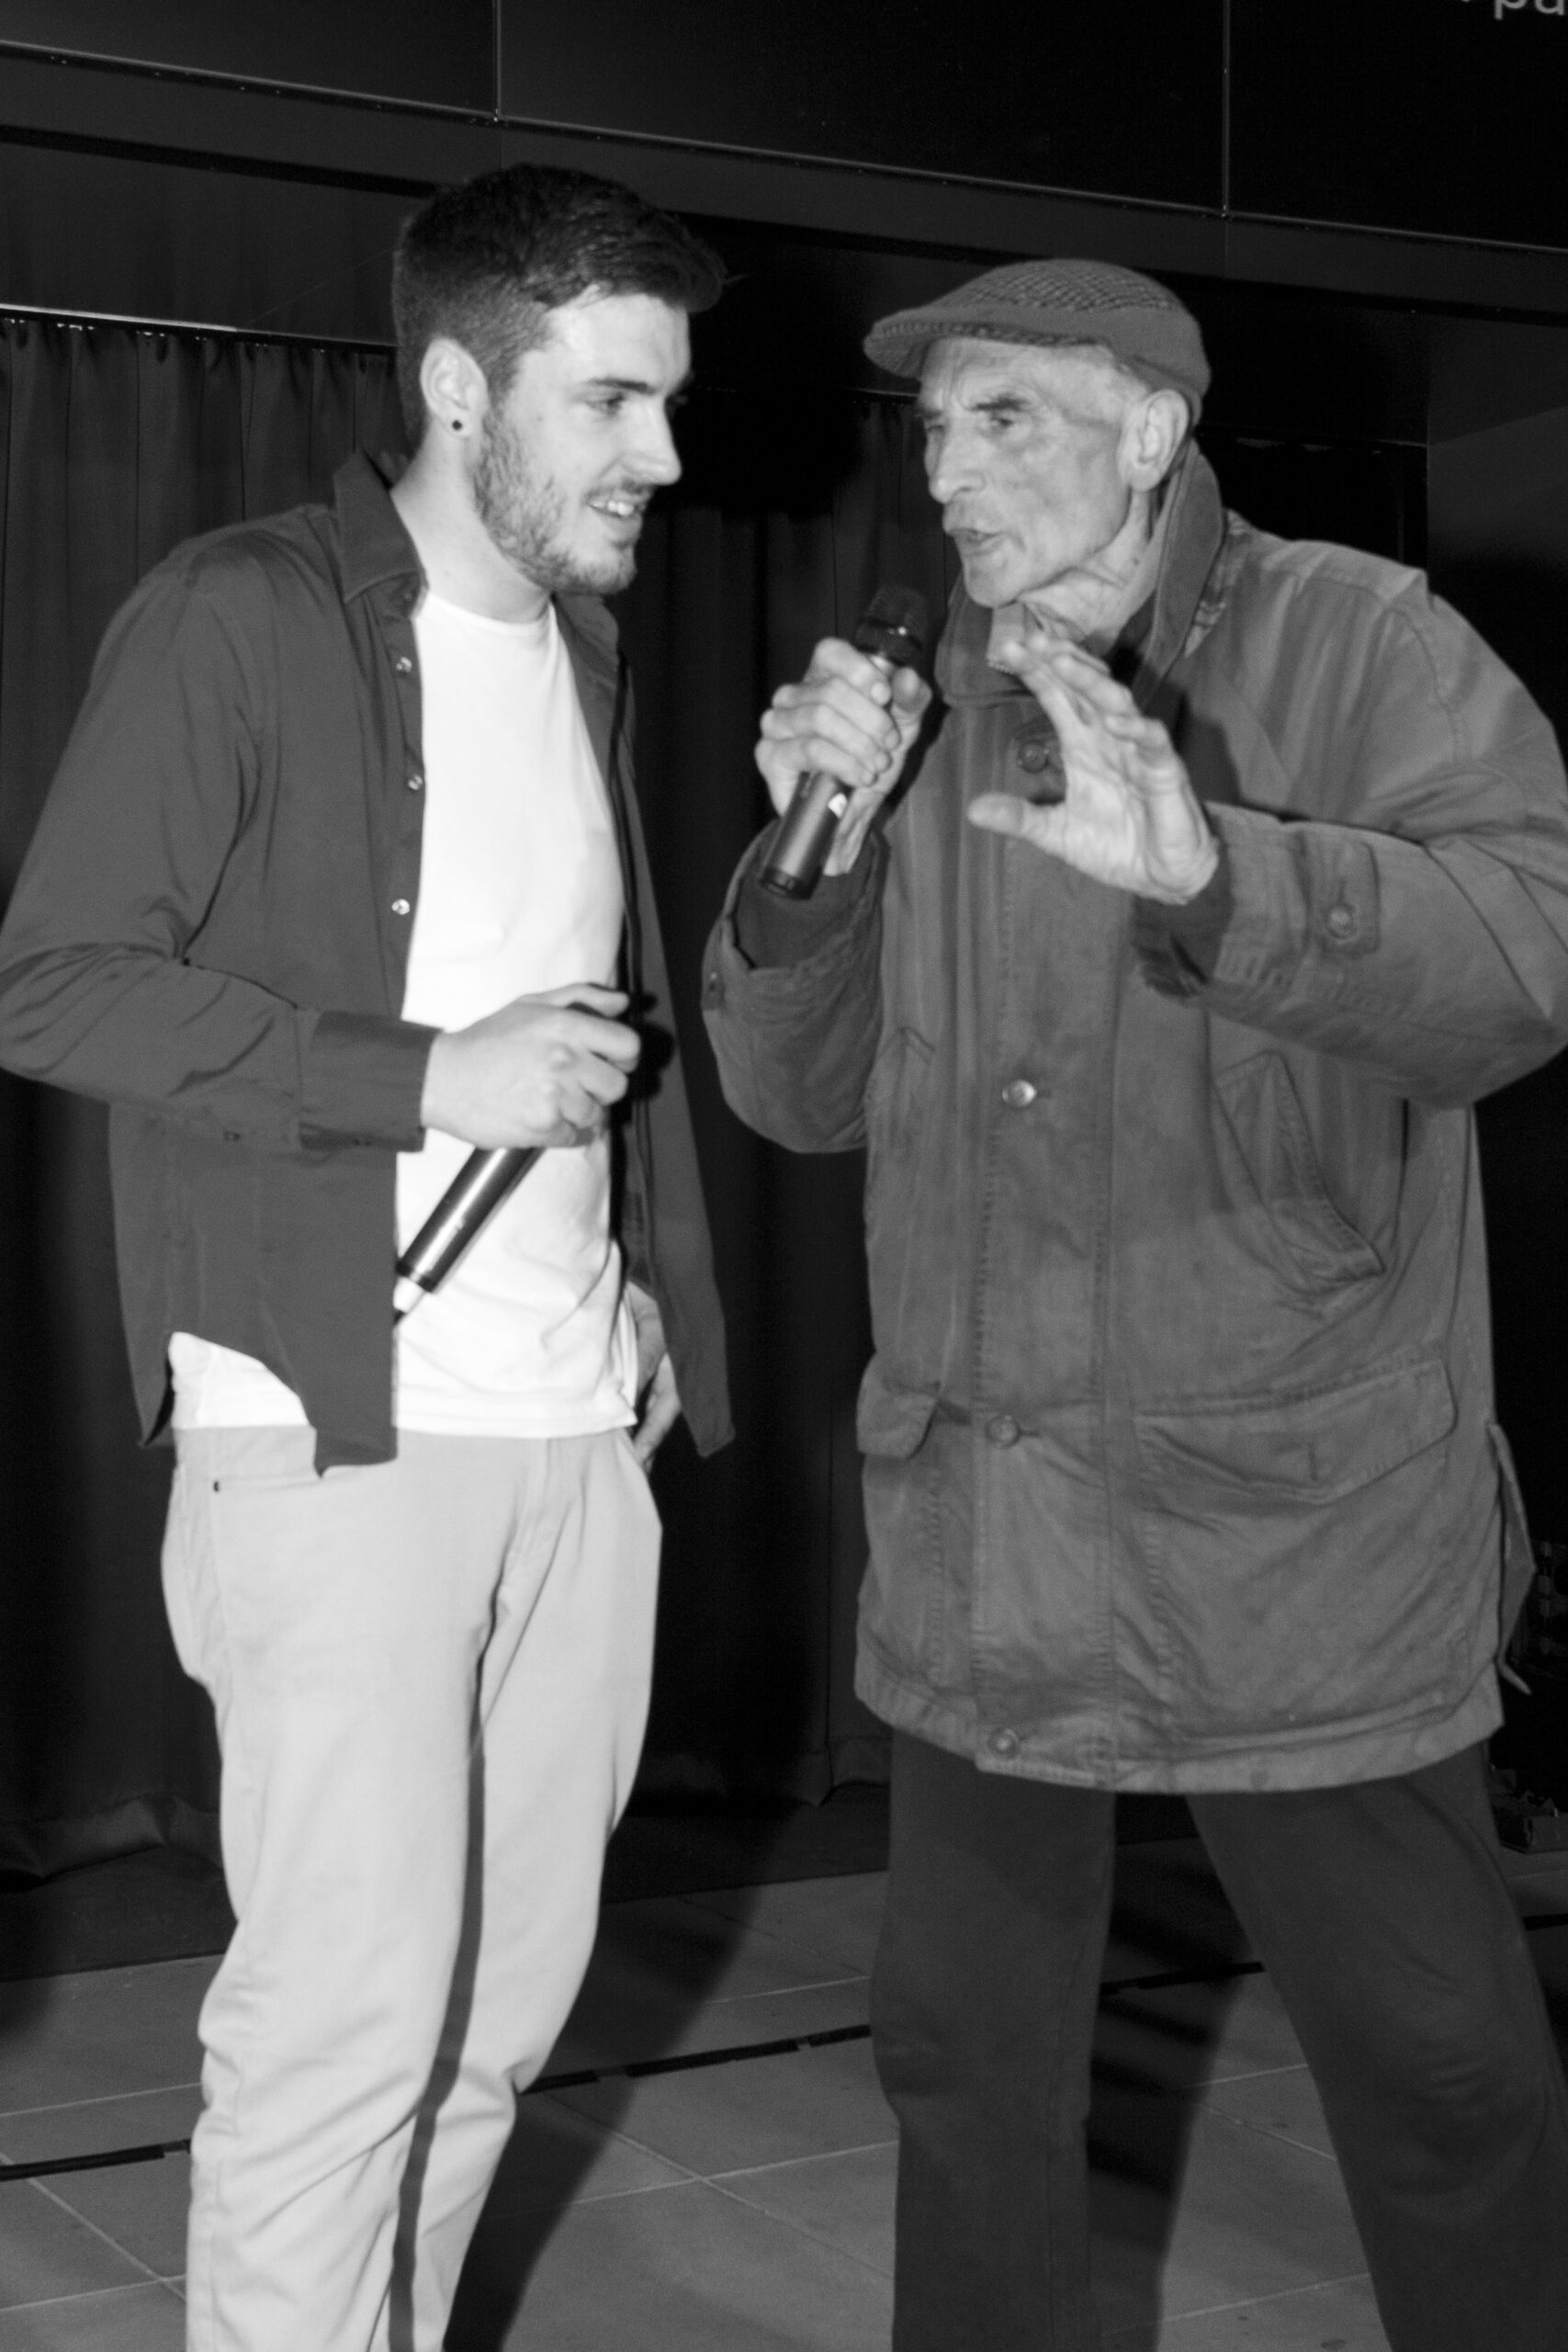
[0,0,495,114]
[1231,0,1568,251]
[499,0,1224,209]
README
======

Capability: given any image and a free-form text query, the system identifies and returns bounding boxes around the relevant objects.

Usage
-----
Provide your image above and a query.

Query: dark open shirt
[0,455,729,1468]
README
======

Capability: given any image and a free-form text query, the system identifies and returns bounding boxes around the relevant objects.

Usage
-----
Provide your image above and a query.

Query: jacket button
[1014,738,1050,773]
[393,653,413,675]
[390,898,411,917]
[406,772,423,791]
[987,1413,1021,1447]
[1325,903,1357,939]
[989,1728,1020,1758]
[1002,1079,1037,1110]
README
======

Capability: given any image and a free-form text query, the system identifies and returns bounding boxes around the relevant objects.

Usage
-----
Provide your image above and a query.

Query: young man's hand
[421,984,640,1148]
[626,1282,680,1467]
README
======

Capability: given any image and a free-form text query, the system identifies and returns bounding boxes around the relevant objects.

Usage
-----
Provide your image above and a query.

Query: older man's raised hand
[971,621,1219,906]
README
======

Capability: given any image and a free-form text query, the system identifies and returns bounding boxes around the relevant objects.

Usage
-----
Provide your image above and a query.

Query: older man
[703,260,1568,2351]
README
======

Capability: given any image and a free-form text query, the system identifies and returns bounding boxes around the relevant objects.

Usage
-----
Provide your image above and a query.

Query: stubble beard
[473,411,638,597]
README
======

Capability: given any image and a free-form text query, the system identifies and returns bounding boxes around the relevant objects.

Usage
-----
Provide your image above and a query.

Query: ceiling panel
[0,0,495,115]
[1230,0,1568,252]
[498,0,1224,211]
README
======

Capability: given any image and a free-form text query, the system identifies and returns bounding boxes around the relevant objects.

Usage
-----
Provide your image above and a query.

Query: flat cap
[864,257,1209,422]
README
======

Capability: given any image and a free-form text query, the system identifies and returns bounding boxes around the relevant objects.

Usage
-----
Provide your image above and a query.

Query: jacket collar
[333,451,423,602]
[555,590,621,693]
[934,443,1228,708]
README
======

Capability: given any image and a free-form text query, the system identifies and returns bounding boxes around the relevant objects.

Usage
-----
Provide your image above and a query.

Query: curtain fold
[0,320,943,1870]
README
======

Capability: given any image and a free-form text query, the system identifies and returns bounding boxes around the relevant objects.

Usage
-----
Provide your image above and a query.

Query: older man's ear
[1120,388,1190,492]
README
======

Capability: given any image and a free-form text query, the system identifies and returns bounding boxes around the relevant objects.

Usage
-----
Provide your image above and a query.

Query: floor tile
[482,2095,692,2215]
[1500,1847,1568,1919]
[1089,2092,1368,2338]
[0,2183,158,2311]
[0,2086,200,2168]
[448,2176,893,2352]
[0,2282,187,2351]
[1204,2065,1334,2161]
[1105,1844,1254,1984]
[1104,2270,1388,2349]
[713,2141,897,2277]
[31,2153,190,2281]
[547,1973,869,2075]
[1529,1920,1568,2063]
[583,1894,864,2005]
[0,1963,210,2115]
[555,2036,894,2176]
[682,1875,888,1977]
[1095,1969,1304,2098]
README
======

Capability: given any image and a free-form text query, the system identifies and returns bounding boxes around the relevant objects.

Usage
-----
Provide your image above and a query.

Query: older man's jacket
[704,447,1568,1792]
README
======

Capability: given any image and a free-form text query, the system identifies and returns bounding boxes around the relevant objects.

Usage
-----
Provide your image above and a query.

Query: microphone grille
[855,585,930,666]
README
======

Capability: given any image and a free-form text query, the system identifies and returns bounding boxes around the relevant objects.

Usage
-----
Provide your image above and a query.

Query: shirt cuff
[299,1010,437,1149]
[732,821,883,968]
[1132,839,1235,999]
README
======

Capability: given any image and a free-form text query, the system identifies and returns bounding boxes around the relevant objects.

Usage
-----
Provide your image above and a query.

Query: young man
[705,258,1568,2351]
[0,164,728,2351]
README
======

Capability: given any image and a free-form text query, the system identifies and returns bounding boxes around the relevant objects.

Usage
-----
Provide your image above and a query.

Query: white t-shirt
[171,590,637,1438]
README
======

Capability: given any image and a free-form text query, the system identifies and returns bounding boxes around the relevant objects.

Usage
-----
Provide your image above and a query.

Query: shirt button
[1002,1079,1038,1110]
[390,898,411,917]
[406,772,423,791]
[1014,738,1050,774]
[987,1413,1021,1447]
[1325,903,1357,939]
[393,653,413,675]
[989,1728,1020,1758]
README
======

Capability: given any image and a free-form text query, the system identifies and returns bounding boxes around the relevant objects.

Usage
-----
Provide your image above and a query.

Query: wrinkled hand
[421,984,640,1150]
[626,1281,681,1468]
[756,637,931,876]
[971,616,1218,904]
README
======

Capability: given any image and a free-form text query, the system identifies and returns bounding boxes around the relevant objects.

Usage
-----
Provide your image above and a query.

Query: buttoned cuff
[1133,837,1235,999]
[299,1010,437,1149]
[730,820,883,969]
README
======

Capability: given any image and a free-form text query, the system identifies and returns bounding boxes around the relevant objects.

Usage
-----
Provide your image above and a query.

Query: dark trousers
[871,1733,1568,2352]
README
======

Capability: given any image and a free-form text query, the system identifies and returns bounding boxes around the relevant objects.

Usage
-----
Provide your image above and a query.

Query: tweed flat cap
[865,258,1209,421]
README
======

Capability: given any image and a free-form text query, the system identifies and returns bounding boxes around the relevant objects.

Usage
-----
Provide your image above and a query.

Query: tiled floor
[2,1842,1565,2349]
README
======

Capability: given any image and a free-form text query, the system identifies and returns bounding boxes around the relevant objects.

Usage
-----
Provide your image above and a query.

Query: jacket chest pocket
[1213,1050,1382,1291]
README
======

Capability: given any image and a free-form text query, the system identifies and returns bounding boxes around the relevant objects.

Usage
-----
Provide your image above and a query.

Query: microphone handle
[393,1145,541,1320]
[759,768,854,899]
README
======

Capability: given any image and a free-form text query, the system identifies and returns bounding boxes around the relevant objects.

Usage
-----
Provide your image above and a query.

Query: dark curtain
[617,388,956,1798]
[0,319,947,1871]
[0,322,413,1874]
[0,317,1432,1869]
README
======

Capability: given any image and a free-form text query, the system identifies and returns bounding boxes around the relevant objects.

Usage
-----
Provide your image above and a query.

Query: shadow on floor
[442,1836,1242,2352]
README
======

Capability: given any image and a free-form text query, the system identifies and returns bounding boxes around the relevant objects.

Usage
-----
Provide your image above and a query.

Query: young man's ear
[418,338,489,443]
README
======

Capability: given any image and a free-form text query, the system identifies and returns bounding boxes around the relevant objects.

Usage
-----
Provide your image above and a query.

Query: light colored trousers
[161,1423,661,2352]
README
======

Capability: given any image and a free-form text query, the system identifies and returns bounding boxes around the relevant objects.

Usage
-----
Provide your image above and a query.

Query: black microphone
[759,585,930,900]
[393,1146,541,1321]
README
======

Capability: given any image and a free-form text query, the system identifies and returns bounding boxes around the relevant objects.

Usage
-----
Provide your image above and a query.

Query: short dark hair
[392,164,725,442]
